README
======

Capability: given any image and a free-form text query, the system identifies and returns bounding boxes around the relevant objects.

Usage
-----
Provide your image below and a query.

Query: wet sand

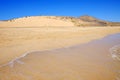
[0,33,120,80]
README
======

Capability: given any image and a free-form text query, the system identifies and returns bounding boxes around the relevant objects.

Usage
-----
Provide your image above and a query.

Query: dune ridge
[0,15,120,27]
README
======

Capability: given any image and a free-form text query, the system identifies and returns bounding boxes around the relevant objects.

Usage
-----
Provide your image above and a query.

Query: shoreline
[0,32,120,68]
[0,27,120,66]
[0,32,120,80]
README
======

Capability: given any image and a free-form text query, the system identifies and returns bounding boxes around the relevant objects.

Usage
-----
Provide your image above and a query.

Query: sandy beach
[0,27,119,65]
[0,0,120,79]
[0,27,120,80]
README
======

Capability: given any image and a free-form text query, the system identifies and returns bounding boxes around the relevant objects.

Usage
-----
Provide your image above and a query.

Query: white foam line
[0,50,43,68]
[109,44,120,61]
[0,47,67,68]
[0,48,64,68]
[1,41,119,68]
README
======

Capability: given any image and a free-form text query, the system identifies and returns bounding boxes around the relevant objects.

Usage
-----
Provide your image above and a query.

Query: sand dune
[0,16,120,27]
[0,16,74,27]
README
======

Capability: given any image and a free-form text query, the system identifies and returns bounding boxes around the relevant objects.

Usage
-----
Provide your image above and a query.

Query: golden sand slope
[0,16,74,27]
[1,16,120,27]
[0,16,108,27]
[0,27,120,66]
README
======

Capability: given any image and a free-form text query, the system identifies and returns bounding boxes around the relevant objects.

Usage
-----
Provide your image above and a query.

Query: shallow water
[0,33,120,80]
[110,44,120,80]
[110,44,120,61]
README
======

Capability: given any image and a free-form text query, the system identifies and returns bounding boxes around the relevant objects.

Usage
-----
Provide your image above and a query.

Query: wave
[0,47,64,68]
[0,50,42,68]
[110,44,120,80]
[109,44,120,61]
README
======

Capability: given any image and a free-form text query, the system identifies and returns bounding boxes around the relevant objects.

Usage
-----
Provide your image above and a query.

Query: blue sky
[0,0,120,22]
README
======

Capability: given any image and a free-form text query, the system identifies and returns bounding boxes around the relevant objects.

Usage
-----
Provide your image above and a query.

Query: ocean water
[0,33,120,80]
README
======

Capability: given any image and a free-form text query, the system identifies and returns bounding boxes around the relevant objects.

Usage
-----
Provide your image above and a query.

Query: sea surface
[0,33,120,80]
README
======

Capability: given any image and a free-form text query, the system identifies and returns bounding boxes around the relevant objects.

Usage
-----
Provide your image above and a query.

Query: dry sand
[0,27,120,80]
[0,16,75,27]
[1,16,120,27]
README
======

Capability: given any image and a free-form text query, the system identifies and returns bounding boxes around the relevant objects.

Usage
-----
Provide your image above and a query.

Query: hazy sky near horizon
[0,0,120,22]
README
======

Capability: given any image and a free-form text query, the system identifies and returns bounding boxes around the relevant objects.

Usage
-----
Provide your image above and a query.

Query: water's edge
[0,33,120,68]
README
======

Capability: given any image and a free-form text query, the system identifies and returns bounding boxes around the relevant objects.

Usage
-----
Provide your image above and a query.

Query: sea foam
[110,44,120,80]
[0,50,42,68]
[110,44,120,61]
